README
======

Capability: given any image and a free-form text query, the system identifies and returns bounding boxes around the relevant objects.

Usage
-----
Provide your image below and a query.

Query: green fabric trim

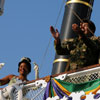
[50,82,54,97]
[55,78,100,92]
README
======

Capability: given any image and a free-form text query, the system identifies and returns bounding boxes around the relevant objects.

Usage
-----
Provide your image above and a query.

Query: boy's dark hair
[18,57,31,73]
[82,19,96,34]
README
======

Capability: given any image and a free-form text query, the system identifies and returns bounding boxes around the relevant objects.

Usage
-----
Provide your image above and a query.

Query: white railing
[65,65,100,83]
[0,64,100,100]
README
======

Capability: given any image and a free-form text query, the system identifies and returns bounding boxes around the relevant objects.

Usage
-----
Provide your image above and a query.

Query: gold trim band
[66,0,92,9]
[53,59,69,63]
[62,38,74,42]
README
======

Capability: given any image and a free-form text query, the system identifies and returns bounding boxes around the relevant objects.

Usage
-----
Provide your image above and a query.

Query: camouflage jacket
[54,35,100,70]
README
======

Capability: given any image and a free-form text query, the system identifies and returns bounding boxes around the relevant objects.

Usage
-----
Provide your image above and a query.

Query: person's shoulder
[97,36,100,40]
[90,36,99,40]
[7,74,16,80]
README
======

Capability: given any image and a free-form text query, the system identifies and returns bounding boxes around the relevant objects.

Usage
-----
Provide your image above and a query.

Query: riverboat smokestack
[51,0,94,75]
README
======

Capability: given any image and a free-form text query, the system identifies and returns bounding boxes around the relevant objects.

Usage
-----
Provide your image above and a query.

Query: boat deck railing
[65,64,100,84]
[1,64,100,100]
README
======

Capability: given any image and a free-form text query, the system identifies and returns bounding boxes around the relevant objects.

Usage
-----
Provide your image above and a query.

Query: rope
[39,0,65,73]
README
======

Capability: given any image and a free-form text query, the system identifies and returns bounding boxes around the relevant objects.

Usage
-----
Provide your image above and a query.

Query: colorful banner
[43,78,100,100]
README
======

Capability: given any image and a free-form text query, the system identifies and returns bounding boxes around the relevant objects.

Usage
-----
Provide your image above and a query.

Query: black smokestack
[51,0,94,75]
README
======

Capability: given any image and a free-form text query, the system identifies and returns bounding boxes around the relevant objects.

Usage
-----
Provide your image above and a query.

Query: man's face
[80,22,90,35]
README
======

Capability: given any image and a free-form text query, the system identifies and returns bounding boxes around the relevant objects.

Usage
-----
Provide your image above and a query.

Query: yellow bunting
[53,88,57,96]
[92,86,100,95]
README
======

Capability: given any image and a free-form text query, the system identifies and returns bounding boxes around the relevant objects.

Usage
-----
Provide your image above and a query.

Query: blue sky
[0,0,100,86]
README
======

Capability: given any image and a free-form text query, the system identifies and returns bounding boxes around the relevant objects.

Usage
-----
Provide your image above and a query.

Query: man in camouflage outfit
[50,20,100,70]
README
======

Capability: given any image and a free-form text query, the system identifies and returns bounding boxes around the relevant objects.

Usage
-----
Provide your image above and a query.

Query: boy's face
[80,22,90,35]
